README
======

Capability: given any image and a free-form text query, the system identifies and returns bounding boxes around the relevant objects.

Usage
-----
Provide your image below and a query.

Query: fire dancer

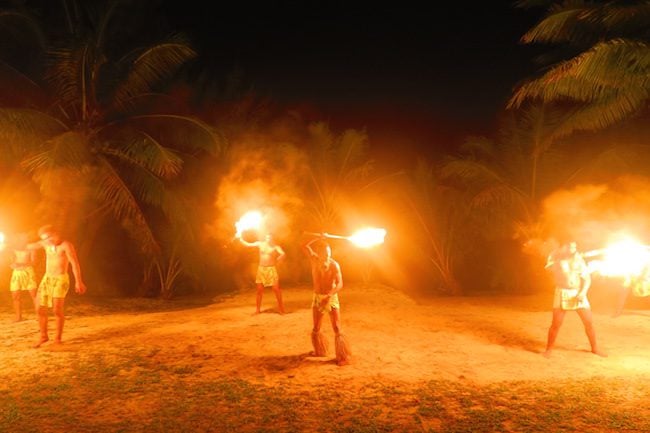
[237,232,286,315]
[302,233,351,366]
[28,225,87,348]
[543,241,606,357]
[4,232,38,322]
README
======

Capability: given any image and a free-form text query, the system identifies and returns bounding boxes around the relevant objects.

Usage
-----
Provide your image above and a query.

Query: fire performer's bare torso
[12,249,34,268]
[257,241,283,266]
[548,254,585,289]
[311,258,341,295]
[43,242,72,276]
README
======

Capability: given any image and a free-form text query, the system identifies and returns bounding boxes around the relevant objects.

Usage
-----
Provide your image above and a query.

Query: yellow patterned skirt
[38,274,70,307]
[255,266,279,287]
[553,287,590,310]
[312,293,340,313]
[10,267,37,292]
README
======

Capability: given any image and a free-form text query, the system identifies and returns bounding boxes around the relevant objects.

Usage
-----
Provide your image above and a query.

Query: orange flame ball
[348,227,387,248]
[235,211,263,238]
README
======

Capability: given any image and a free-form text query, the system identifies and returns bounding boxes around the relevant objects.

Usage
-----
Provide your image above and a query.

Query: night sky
[164,1,544,158]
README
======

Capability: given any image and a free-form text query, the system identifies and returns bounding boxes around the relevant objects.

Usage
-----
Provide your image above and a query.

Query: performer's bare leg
[612,286,629,318]
[34,306,49,348]
[311,307,328,356]
[254,283,264,314]
[53,298,65,344]
[330,308,351,366]
[543,309,565,358]
[577,309,607,357]
[30,289,38,318]
[12,291,23,322]
[272,283,285,314]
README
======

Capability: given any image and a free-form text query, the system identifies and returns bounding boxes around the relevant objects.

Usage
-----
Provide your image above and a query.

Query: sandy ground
[1,282,649,390]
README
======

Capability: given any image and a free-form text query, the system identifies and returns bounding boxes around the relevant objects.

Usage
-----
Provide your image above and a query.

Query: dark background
[161,1,545,160]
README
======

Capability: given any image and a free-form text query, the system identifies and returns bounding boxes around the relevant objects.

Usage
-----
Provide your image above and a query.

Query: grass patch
[1,354,649,433]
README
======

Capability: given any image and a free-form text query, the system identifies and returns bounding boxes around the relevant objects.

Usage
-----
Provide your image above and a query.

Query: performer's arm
[238,237,258,248]
[276,245,286,262]
[325,262,343,296]
[577,276,591,301]
[26,240,44,251]
[64,242,87,294]
[302,236,319,258]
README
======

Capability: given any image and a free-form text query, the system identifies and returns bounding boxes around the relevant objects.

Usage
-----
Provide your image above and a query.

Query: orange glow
[347,227,387,249]
[235,211,263,238]
[0,232,4,245]
[589,237,650,278]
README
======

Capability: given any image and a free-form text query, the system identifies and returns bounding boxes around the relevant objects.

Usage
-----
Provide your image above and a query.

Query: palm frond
[99,133,184,179]
[93,157,159,253]
[21,130,92,173]
[98,113,223,157]
[98,146,190,228]
[0,108,68,161]
[583,3,650,35]
[456,136,497,161]
[549,90,648,139]
[336,128,369,175]
[470,183,527,210]
[521,1,595,45]
[440,158,512,189]
[110,37,196,113]
[46,42,94,117]
[509,39,650,108]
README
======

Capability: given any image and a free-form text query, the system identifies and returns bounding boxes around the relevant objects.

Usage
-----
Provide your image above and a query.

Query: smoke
[211,136,308,242]
[206,133,311,288]
[540,175,650,251]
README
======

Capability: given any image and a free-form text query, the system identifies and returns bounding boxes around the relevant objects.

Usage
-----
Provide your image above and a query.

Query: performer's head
[555,241,577,260]
[38,224,60,245]
[315,240,332,263]
[14,232,29,249]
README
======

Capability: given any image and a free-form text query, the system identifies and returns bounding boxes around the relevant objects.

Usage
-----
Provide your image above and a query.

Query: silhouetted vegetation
[0,0,648,298]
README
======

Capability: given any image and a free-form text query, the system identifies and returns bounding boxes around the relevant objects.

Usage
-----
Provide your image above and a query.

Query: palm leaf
[99,133,184,179]
[22,130,93,173]
[46,42,94,117]
[110,37,197,113]
[92,157,158,253]
[0,108,67,162]
[521,1,595,45]
[97,114,223,156]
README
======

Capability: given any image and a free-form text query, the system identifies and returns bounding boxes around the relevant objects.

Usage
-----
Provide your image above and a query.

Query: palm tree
[302,121,374,230]
[398,159,467,294]
[435,105,590,293]
[0,1,222,294]
[509,0,650,138]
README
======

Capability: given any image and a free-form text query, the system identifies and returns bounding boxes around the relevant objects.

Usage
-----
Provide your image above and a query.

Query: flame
[590,237,650,278]
[0,232,4,244]
[235,211,263,238]
[347,227,386,248]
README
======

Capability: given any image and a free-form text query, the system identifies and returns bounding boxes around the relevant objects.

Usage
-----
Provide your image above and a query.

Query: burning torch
[304,227,387,248]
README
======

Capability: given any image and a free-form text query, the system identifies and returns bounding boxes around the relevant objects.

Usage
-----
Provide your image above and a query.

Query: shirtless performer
[28,225,87,347]
[237,232,286,314]
[543,241,606,358]
[6,233,38,322]
[302,234,351,366]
